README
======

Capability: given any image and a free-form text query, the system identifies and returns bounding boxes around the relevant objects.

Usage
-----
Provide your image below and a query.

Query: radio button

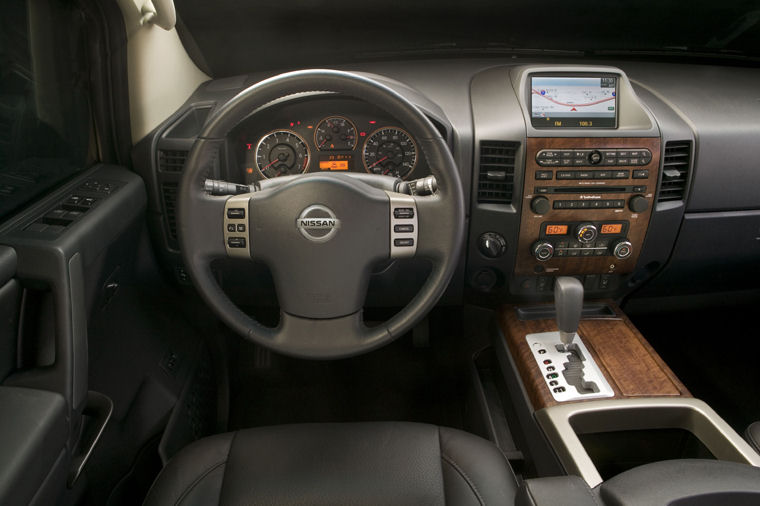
[556,171,576,180]
[535,186,550,194]
[595,170,612,179]
[616,158,630,166]
[577,171,594,179]
[633,170,649,179]
[601,150,617,158]
[572,159,586,166]
[539,159,561,166]
[553,201,567,209]
[633,185,647,192]
[629,158,641,165]
[560,150,574,158]
[561,158,573,166]
[612,170,630,179]
[641,150,653,163]
[535,170,553,180]
[590,201,604,208]
[574,150,591,160]
[614,200,626,208]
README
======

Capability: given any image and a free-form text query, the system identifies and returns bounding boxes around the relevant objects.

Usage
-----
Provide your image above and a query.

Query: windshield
[176,0,760,77]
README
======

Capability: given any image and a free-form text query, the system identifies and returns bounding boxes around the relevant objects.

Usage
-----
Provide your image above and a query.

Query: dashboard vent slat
[162,183,179,241]
[478,141,519,205]
[158,149,189,173]
[658,141,692,203]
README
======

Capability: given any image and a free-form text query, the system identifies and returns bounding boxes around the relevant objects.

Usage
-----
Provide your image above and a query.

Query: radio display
[530,76,617,128]
[545,224,569,235]
[318,154,352,171]
[600,223,623,234]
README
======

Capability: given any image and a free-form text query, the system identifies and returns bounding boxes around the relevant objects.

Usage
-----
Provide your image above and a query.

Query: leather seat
[144,422,517,505]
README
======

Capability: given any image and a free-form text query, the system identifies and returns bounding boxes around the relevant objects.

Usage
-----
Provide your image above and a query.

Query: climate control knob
[478,232,507,258]
[575,223,598,243]
[532,241,554,261]
[530,196,551,215]
[629,195,649,213]
[611,239,633,260]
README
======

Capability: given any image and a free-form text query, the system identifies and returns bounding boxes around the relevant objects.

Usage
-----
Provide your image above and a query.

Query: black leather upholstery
[516,476,600,506]
[744,421,760,454]
[144,422,517,505]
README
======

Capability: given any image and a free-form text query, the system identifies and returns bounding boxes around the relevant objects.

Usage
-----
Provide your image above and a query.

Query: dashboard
[230,97,431,183]
[137,60,760,310]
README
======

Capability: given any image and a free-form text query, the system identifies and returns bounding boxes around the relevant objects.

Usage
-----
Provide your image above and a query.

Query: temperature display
[545,225,568,235]
[601,223,623,234]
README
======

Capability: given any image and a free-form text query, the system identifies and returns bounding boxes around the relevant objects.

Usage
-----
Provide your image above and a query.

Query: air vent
[158,149,188,173]
[162,183,179,241]
[658,141,692,202]
[477,141,519,204]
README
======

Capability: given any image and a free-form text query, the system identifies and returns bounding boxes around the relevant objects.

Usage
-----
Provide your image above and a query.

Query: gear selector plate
[526,331,614,402]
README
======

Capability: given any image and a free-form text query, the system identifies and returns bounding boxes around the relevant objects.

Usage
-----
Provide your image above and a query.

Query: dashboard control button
[394,224,415,233]
[394,238,415,247]
[617,150,630,157]
[633,169,649,179]
[535,186,550,194]
[576,223,598,243]
[478,232,507,258]
[532,241,554,261]
[560,150,574,158]
[556,171,576,180]
[227,224,236,232]
[236,224,246,232]
[535,170,553,180]
[612,170,630,179]
[629,195,649,213]
[530,196,551,214]
[614,200,625,208]
[560,158,573,166]
[588,150,603,165]
[577,171,594,179]
[611,239,633,259]
[633,185,647,192]
[227,208,245,219]
[393,207,414,219]
[595,170,611,179]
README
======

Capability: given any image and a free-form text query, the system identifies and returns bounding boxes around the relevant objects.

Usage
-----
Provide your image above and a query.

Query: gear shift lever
[554,277,584,346]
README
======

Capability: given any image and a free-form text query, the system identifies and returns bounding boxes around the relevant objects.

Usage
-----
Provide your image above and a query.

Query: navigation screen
[530,76,617,128]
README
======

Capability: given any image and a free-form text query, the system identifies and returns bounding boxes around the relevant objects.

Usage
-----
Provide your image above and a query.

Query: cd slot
[534,186,644,194]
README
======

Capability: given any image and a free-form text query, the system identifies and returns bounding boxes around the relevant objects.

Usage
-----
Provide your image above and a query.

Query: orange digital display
[319,160,349,171]
[545,224,568,235]
[601,223,623,234]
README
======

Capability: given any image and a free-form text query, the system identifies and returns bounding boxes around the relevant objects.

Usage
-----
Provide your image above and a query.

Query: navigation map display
[530,76,617,128]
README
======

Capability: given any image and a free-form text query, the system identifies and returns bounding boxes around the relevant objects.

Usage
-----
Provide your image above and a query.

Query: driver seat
[144,422,517,505]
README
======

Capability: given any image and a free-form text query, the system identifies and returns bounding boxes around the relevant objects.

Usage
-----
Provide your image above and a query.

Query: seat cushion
[144,422,517,505]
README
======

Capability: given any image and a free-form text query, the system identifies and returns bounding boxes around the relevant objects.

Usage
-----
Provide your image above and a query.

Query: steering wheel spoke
[223,194,253,259]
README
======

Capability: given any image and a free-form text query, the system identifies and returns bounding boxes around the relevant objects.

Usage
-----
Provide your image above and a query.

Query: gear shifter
[554,276,584,346]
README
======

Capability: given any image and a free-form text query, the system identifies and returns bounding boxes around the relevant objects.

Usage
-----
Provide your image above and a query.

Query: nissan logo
[296,204,340,242]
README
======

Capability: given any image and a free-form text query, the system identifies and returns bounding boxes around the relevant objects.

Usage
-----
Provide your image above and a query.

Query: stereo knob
[611,239,633,260]
[588,150,603,165]
[478,232,507,258]
[532,241,554,261]
[629,195,649,213]
[575,223,598,243]
[530,196,551,215]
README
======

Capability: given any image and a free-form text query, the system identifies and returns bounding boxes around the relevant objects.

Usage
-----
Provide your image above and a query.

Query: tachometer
[315,116,357,151]
[362,127,417,179]
[255,130,310,178]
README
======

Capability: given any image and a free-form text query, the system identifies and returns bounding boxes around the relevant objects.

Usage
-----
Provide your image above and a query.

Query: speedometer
[255,130,310,178]
[362,127,417,179]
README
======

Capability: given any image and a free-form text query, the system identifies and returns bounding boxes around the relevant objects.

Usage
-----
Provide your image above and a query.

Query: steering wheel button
[227,237,246,248]
[227,208,246,219]
[227,224,236,232]
[394,224,414,233]
[236,224,246,232]
[393,207,414,219]
[394,238,415,247]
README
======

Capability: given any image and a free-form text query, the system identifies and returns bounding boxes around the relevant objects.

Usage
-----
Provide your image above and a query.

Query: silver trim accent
[386,191,418,258]
[536,398,760,488]
[526,332,614,402]
[224,194,251,258]
[296,204,340,243]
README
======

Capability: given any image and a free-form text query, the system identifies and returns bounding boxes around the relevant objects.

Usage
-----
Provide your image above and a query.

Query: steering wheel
[178,70,464,358]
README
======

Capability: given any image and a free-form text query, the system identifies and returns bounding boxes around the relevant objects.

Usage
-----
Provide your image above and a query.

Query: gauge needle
[368,156,389,169]
[262,159,280,170]
[319,138,328,148]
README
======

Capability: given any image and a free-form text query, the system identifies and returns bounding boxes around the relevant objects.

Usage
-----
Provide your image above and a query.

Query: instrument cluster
[232,98,425,183]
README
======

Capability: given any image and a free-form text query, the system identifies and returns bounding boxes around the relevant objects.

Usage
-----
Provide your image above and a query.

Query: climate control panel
[515,137,659,276]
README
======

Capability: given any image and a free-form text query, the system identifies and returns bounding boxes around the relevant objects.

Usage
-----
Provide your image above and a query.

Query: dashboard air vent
[162,183,179,241]
[477,141,519,204]
[658,141,692,203]
[158,149,188,173]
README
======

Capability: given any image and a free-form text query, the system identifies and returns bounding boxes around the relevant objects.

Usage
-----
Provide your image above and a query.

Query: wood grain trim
[516,137,660,276]
[498,302,690,410]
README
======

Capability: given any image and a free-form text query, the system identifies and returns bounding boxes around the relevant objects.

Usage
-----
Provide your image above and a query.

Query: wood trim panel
[497,302,690,411]
[516,137,660,275]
